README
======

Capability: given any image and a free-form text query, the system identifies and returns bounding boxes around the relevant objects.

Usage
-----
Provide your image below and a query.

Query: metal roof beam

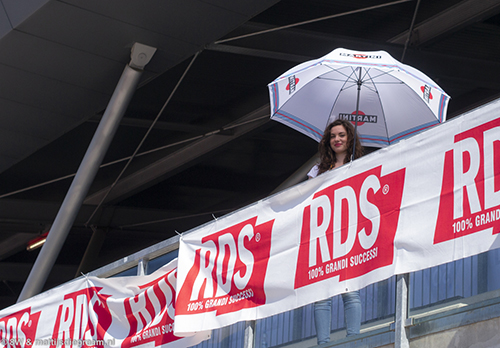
[208,27,500,91]
[0,233,35,261]
[206,43,312,62]
[88,116,215,134]
[17,44,153,302]
[0,199,211,233]
[84,105,270,206]
[388,0,500,45]
[0,262,77,283]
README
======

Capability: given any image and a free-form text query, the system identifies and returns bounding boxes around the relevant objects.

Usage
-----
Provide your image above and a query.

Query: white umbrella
[268,47,450,147]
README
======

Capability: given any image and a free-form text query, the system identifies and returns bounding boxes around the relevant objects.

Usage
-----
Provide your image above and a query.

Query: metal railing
[88,236,500,348]
[191,250,499,347]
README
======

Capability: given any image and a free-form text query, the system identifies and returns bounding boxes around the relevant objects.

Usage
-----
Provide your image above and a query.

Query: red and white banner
[3,100,499,343]
[0,260,209,348]
[174,99,500,335]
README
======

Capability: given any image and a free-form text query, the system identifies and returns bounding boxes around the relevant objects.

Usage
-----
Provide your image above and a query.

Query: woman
[309,118,364,177]
[307,119,363,344]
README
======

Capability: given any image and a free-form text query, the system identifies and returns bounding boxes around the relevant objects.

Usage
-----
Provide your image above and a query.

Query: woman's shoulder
[307,164,319,179]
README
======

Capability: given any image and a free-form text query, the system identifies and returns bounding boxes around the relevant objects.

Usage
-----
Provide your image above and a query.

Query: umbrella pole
[352,67,362,161]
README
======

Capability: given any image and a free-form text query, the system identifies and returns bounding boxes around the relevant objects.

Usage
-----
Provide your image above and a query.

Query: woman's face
[329,125,349,155]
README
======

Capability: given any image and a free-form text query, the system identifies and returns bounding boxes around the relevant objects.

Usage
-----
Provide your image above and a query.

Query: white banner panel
[175,99,500,335]
[0,260,209,348]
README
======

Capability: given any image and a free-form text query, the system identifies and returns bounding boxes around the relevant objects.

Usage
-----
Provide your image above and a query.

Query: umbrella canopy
[268,48,450,147]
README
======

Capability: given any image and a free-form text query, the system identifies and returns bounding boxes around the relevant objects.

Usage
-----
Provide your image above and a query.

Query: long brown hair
[317,119,364,175]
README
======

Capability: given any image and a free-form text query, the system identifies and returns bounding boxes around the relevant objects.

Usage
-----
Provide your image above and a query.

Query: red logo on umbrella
[286,76,300,93]
[353,110,366,125]
[353,54,368,59]
[339,111,378,126]
[421,85,433,103]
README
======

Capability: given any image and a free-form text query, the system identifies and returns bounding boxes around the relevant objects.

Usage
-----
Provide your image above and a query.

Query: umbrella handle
[352,68,362,161]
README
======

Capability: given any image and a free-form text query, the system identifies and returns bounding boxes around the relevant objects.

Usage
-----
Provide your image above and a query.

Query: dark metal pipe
[17,61,145,302]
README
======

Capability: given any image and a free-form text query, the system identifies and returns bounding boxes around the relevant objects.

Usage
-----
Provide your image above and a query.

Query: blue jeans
[314,291,361,344]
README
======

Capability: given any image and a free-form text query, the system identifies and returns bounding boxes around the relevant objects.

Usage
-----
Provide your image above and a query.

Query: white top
[307,164,319,179]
